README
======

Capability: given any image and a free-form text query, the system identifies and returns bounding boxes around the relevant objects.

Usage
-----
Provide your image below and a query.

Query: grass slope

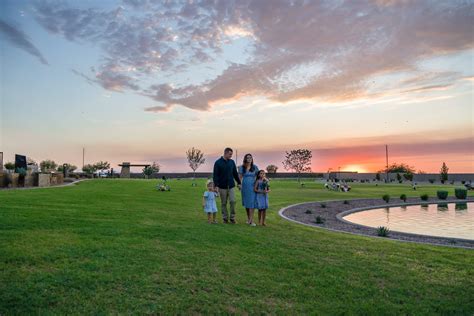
[1,179,473,314]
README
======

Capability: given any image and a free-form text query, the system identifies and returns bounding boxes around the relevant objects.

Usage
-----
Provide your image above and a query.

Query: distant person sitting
[465,181,473,190]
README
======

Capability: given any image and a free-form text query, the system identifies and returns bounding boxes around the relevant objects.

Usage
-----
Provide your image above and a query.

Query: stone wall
[38,174,51,187]
[127,172,474,183]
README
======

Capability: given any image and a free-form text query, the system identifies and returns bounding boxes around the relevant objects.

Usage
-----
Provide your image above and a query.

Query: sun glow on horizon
[340,165,369,173]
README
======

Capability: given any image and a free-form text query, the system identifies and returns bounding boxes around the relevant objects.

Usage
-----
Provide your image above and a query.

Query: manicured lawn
[1,179,473,314]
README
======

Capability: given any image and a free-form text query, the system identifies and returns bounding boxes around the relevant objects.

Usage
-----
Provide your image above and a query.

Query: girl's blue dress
[203,191,218,213]
[239,165,259,209]
[255,179,269,210]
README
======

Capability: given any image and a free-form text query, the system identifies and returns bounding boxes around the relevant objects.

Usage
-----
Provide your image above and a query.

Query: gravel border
[279,197,474,249]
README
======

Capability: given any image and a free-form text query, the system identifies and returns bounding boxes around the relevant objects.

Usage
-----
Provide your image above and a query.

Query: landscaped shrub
[382,194,390,203]
[400,194,407,202]
[428,179,435,184]
[305,209,312,214]
[437,190,448,200]
[315,216,325,224]
[455,188,467,199]
[420,194,429,201]
[377,226,390,237]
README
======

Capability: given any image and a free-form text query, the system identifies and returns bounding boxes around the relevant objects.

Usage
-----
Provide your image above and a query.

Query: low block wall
[38,174,51,187]
[126,172,474,183]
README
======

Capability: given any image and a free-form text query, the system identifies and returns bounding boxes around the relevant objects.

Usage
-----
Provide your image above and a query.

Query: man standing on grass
[213,147,241,224]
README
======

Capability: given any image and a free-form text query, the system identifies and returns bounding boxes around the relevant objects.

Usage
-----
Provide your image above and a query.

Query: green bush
[315,216,325,224]
[428,179,435,184]
[454,188,467,199]
[436,190,448,200]
[377,226,390,237]
[400,194,407,202]
[382,194,390,203]
[420,194,429,201]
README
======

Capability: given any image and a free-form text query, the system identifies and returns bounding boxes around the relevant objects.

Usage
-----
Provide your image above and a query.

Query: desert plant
[315,216,325,224]
[82,164,97,175]
[16,167,27,176]
[454,188,467,199]
[58,163,77,173]
[382,194,390,203]
[376,226,390,237]
[94,161,111,174]
[40,160,57,172]
[420,194,429,201]
[436,190,448,200]
[4,162,15,171]
[400,194,407,202]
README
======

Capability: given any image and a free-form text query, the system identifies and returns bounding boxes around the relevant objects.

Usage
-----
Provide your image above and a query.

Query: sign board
[15,154,27,171]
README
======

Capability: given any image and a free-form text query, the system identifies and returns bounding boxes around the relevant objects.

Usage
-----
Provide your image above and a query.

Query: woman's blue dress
[239,165,259,209]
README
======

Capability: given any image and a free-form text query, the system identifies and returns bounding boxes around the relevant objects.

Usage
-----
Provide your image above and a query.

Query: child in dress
[203,181,218,224]
[254,170,270,226]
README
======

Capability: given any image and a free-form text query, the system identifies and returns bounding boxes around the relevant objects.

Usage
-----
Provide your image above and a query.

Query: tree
[396,172,402,183]
[58,163,77,173]
[266,164,278,174]
[378,163,415,174]
[282,149,312,182]
[4,162,15,171]
[403,172,414,181]
[186,147,205,184]
[40,160,57,172]
[375,172,381,181]
[143,162,160,179]
[93,161,110,173]
[440,162,449,184]
[82,164,97,175]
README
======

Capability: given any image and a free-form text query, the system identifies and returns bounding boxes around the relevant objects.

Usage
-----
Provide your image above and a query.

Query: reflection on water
[344,202,473,240]
[437,203,448,211]
[456,203,468,211]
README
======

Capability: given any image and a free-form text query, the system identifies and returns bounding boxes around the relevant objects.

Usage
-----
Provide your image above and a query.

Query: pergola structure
[119,162,151,178]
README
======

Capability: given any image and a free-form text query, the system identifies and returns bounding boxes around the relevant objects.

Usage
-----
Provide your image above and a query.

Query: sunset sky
[1,0,473,173]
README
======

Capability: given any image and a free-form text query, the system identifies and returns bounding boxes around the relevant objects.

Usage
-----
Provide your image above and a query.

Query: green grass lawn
[1,179,473,314]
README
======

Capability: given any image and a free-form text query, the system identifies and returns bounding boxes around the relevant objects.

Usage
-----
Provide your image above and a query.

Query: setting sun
[340,165,369,173]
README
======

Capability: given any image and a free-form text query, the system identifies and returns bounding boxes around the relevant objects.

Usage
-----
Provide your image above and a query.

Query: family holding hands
[202,148,270,226]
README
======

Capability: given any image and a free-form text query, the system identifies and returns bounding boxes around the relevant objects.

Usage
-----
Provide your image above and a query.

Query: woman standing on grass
[239,154,259,226]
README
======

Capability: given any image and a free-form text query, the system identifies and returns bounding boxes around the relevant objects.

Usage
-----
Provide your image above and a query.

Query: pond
[343,202,474,240]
